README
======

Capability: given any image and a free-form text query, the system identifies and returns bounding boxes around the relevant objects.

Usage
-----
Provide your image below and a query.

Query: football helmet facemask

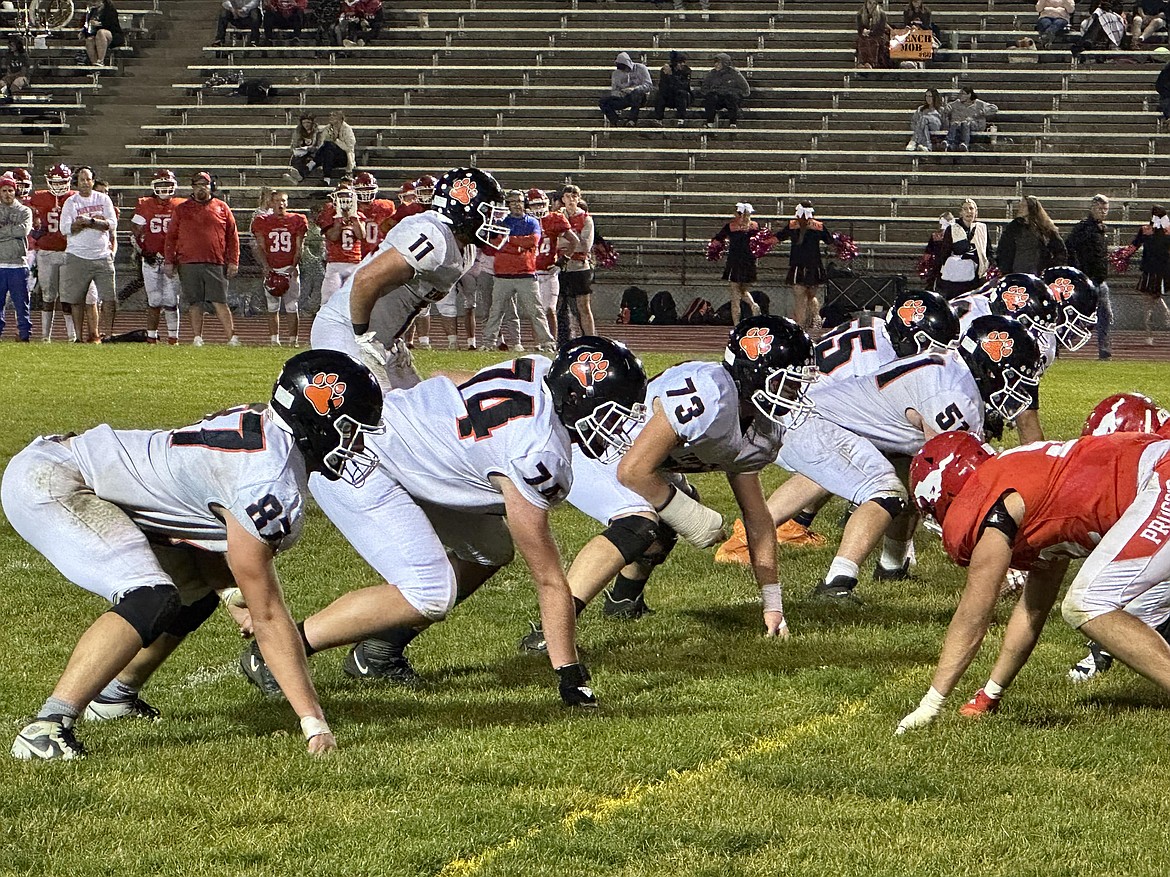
[10,168,32,198]
[330,184,358,217]
[431,167,510,250]
[46,162,72,197]
[151,169,177,199]
[546,336,648,463]
[909,430,994,525]
[987,273,1059,336]
[1041,265,1098,351]
[885,289,960,357]
[353,171,378,203]
[526,187,550,217]
[269,350,384,486]
[1082,392,1170,437]
[724,315,818,427]
[413,173,438,205]
[958,314,1042,422]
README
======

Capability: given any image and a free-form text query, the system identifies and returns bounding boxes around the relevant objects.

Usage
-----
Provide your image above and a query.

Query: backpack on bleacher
[618,286,650,325]
[681,297,717,325]
[649,290,677,324]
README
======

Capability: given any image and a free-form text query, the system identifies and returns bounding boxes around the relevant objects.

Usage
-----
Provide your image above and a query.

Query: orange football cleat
[775,519,827,547]
[714,518,751,565]
[959,688,1001,718]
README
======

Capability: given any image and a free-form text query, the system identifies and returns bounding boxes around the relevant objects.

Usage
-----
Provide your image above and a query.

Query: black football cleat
[240,640,285,699]
[519,621,548,654]
[602,590,655,620]
[556,663,598,709]
[342,641,421,685]
[812,574,861,602]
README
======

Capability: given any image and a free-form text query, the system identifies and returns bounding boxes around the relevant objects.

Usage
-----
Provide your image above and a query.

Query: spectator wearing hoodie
[0,174,33,340]
[944,87,997,152]
[599,51,652,127]
[700,53,750,128]
[654,51,692,124]
[1035,0,1074,48]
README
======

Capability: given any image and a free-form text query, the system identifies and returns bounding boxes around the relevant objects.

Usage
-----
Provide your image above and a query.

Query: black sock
[609,574,647,602]
[573,596,587,617]
[297,621,317,657]
[793,508,817,529]
[363,627,421,660]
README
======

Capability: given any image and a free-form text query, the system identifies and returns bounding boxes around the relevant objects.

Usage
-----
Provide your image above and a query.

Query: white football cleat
[11,720,86,760]
[83,696,161,722]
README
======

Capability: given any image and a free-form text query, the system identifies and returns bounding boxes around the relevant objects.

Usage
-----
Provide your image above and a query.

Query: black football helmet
[724,315,817,426]
[431,167,510,250]
[269,350,384,486]
[885,289,960,357]
[546,337,648,463]
[1041,265,1098,352]
[987,273,1059,337]
[957,315,1042,422]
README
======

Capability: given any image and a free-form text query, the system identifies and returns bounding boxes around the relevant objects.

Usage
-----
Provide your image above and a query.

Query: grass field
[3,344,1170,877]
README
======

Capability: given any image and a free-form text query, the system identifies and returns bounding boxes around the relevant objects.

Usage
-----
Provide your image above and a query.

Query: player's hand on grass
[763,610,790,639]
[896,687,946,735]
[307,732,337,755]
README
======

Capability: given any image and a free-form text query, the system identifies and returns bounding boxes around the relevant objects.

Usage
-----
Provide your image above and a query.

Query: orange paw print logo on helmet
[897,299,926,326]
[980,331,1013,363]
[738,327,773,360]
[569,351,609,388]
[304,372,348,415]
[1048,277,1074,302]
[1001,286,1030,312]
[450,178,478,205]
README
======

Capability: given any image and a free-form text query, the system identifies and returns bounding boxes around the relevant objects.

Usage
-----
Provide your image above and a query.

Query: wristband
[300,716,331,740]
[921,686,947,711]
[761,583,784,614]
[352,322,369,335]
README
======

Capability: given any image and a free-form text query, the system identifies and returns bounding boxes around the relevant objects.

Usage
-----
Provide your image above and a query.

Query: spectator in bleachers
[710,202,762,325]
[1065,194,1111,358]
[1130,0,1169,46]
[336,0,383,47]
[936,198,990,297]
[264,0,307,44]
[1129,204,1170,344]
[81,1,124,66]
[772,201,833,329]
[1079,0,1127,49]
[1,36,29,101]
[0,174,33,341]
[672,0,710,21]
[906,88,945,151]
[1035,0,1075,48]
[996,195,1068,275]
[214,0,262,48]
[944,87,997,152]
[903,0,936,35]
[700,53,750,129]
[311,110,355,186]
[920,212,953,290]
[556,184,596,346]
[283,113,320,183]
[856,0,892,68]
[599,52,652,127]
[653,51,692,125]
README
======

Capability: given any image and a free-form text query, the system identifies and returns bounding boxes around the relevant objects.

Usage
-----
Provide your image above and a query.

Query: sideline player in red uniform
[131,170,185,344]
[251,189,309,346]
[28,163,76,341]
[352,171,395,258]
[897,430,1170,732]
[316,183,365,306]
[529,187,578,341]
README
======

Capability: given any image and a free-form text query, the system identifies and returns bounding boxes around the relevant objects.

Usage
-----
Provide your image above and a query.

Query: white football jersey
[807,352,985,456]
[69,407,306,552]
[648,361,784,474]
[317,211,476,344]
[374,356,573,513]
[814,314,899,385]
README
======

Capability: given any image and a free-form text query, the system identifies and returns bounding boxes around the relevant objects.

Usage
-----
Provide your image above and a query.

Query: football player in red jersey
[316,182,365,306]
[28,163,76,341]
[898,430,1170,733]
[131,170,185,344]
[251,189,309,346]
[352,171,396,258]
[529,187,578,341]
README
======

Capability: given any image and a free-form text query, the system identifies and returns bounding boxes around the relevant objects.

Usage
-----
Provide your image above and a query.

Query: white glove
[895,687,946,735]
[354,331,391,388]
[656,486,726,548]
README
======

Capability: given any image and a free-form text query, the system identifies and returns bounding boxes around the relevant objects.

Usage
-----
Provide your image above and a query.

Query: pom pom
[916,252,937,279]
[748,229,777,258]
[592,238,619,269]
[983,265,1002,283]
[1109,244,1137,274]
[705,238,726,262]
[831,232,858,263]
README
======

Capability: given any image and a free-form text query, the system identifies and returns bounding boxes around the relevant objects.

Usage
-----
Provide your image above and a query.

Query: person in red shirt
[528,187,578,341]
[131,170,185,344]
[483,189,551,352]
[316,182,365,306]
[251,189,308,346]
[263,0,306,43]
[897,430,1170,733]
[28,163,77,341]
[163,171,240,347]
[352,171,395,258]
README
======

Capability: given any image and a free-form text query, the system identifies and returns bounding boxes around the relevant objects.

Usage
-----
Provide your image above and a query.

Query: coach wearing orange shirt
[163,171,240,347]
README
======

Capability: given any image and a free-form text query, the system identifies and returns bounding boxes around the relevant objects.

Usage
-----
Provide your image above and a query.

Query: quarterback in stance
[898,429,1170,732]
[5,351,384,760]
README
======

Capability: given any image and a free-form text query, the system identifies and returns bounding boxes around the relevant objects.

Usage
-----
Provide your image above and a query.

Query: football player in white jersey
[311,166,510,390]
[241,337,648,707]
[762,315,1041,602]
[5,351,384,760]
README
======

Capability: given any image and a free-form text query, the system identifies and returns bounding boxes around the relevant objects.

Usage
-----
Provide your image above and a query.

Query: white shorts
[776,416,905,507]
[309,467,513,621]
[320,262,359,306]
[566,446,654,524]
[537,269,559,311]
[265,267,301,314]
[430,286,459,319]
[86,281,100,306]
[1062,443,1170,629]
[143,261,181,309]
[0,438,229,605]
[34,249,67,303]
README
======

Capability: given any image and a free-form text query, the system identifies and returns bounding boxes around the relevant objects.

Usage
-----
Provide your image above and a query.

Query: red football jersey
[359,199,397,256]
[566,209,591,263]
[316,203,365,265]
[942,434,1170,570]
[252,210,309,270]
[535,212,572,271]
[131,196,185,257]
[28,189,74,252]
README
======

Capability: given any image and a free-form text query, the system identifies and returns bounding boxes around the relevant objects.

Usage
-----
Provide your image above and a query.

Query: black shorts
[559,269,593,298]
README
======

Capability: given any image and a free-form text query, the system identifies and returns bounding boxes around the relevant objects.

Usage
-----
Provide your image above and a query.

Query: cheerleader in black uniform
[710,201,763,324]
[772,200,833,329]
[1133,204,1170,345]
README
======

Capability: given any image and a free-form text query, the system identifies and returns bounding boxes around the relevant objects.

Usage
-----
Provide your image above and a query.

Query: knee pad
[164,591,219,638]
[640,525,678,568]
[602,515,660,565]
[109,585,182,647]
[871,492,908,520]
